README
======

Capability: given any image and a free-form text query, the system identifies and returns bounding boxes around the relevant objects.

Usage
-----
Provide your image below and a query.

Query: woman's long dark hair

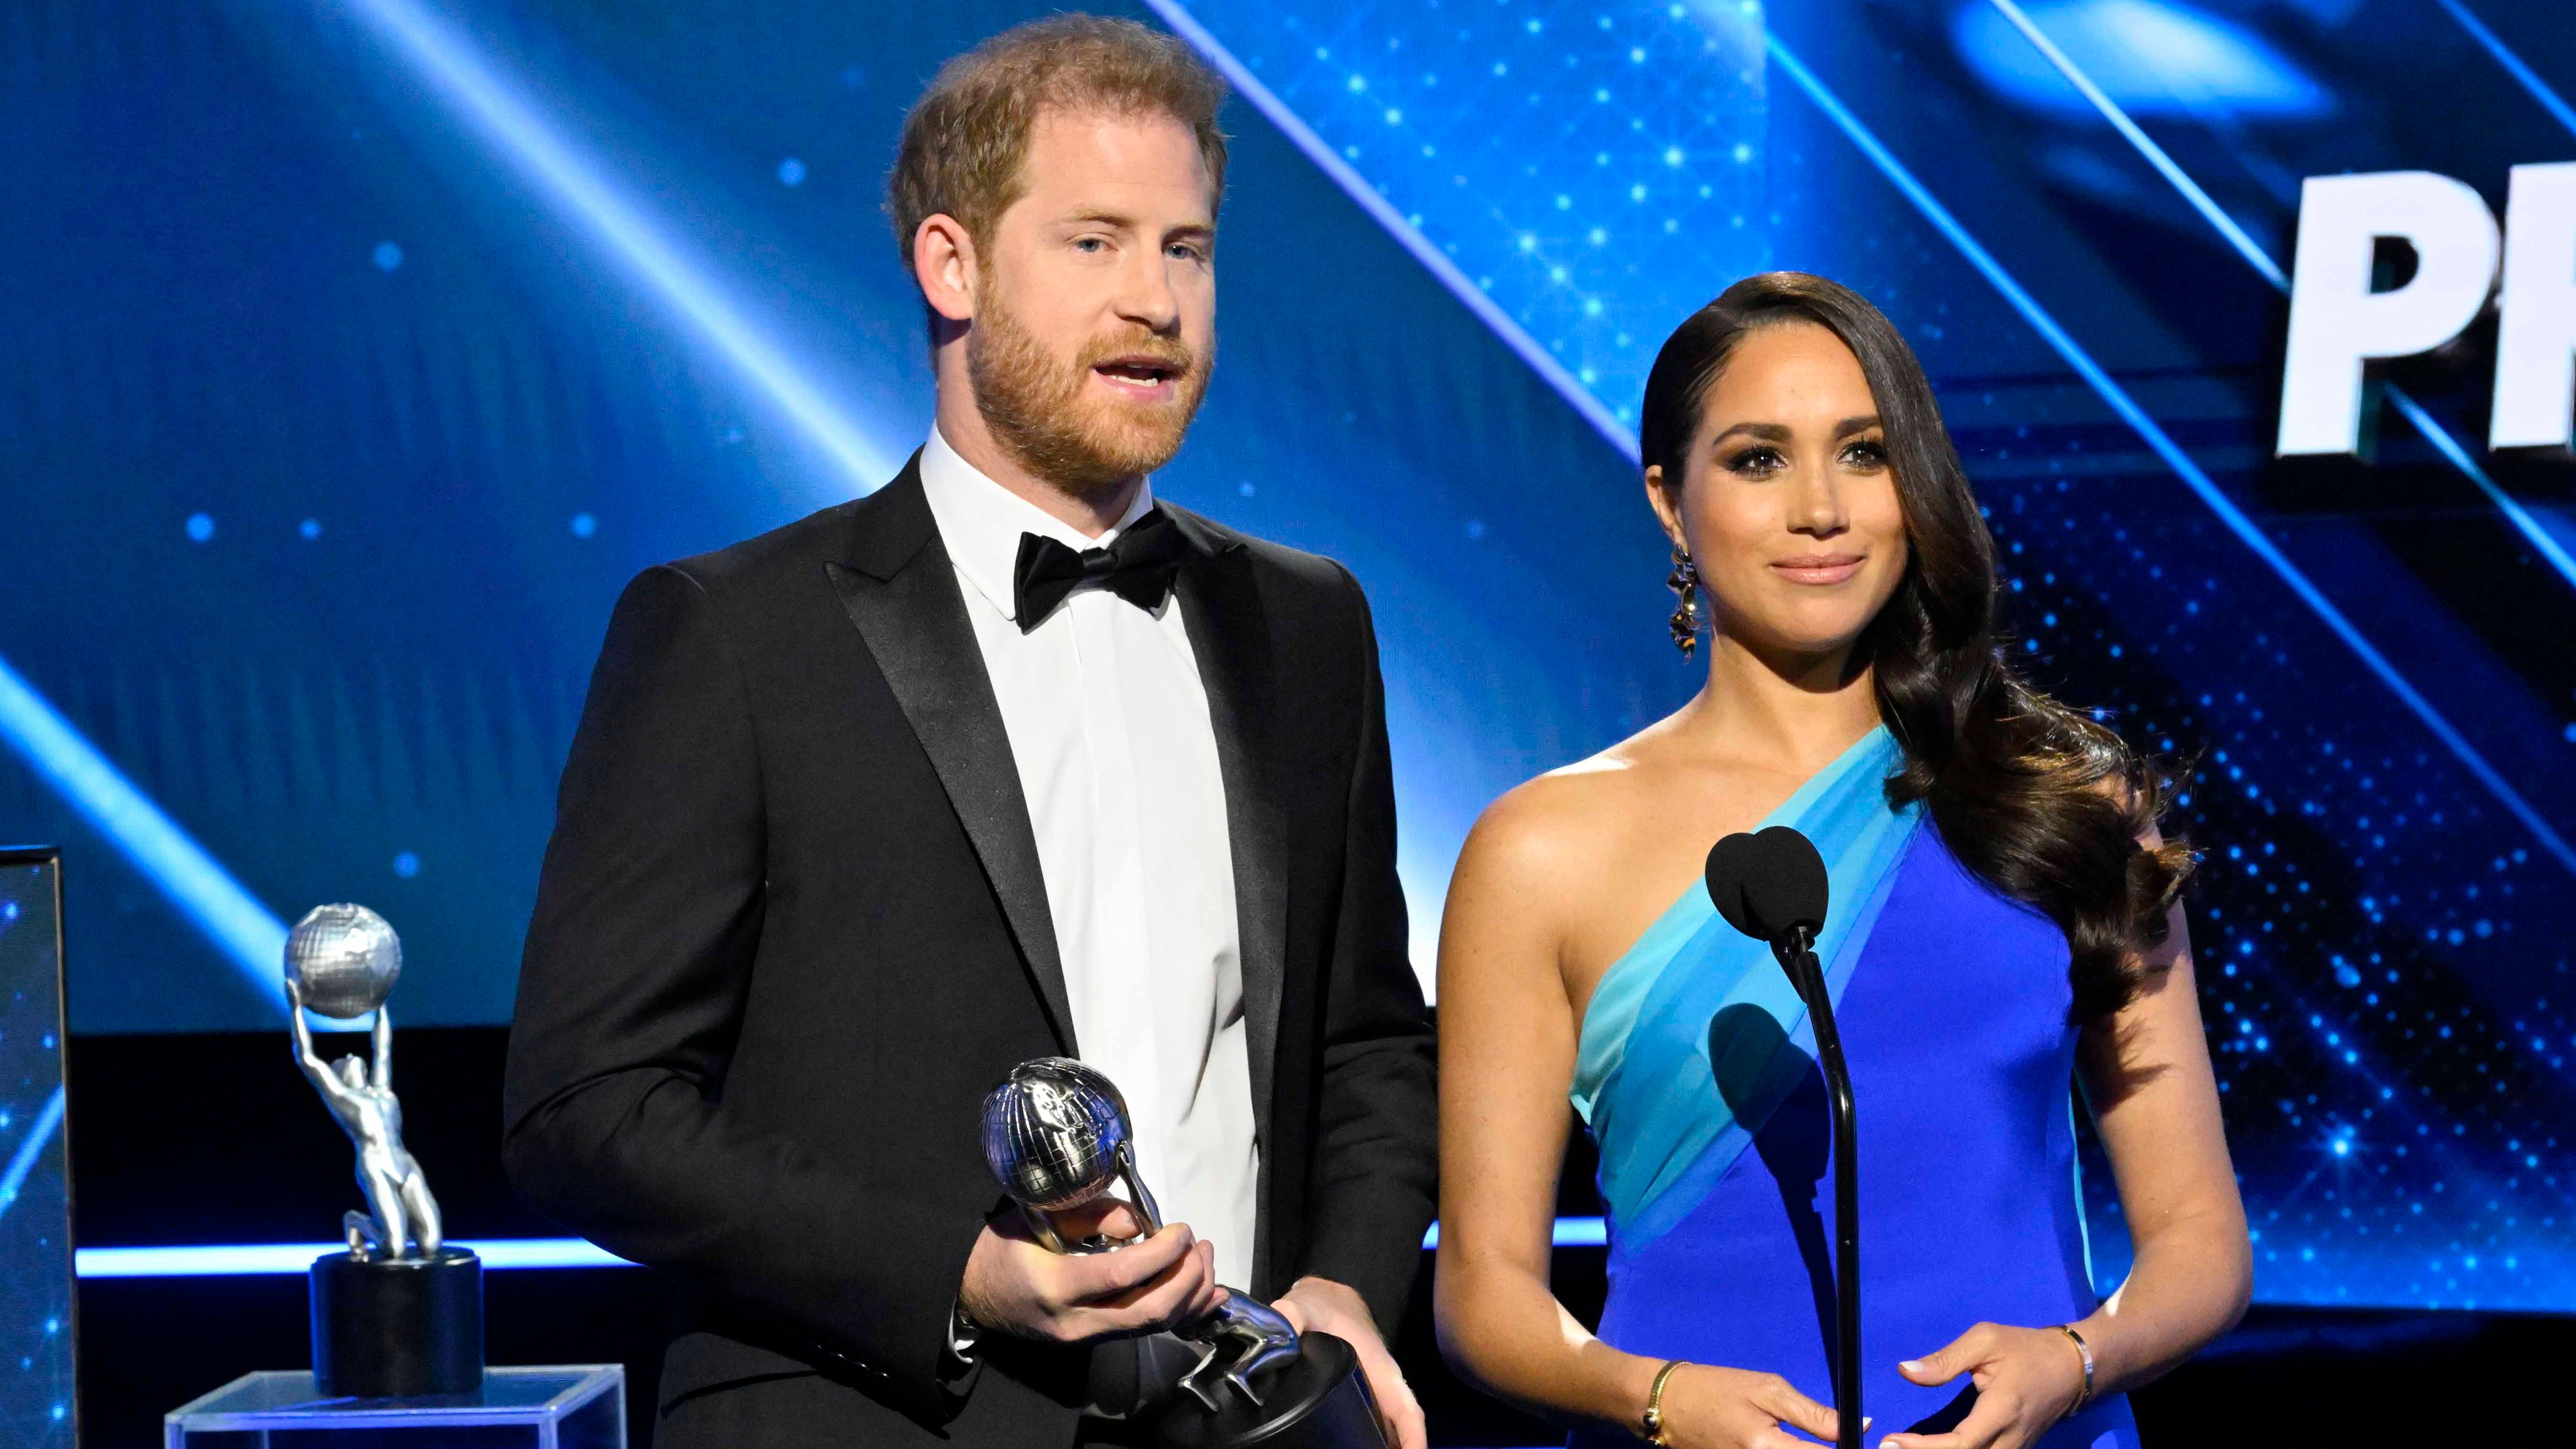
[1641,272,2195,1020]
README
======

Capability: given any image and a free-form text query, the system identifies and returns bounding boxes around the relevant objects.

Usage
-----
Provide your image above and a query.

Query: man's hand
[958,1201,1225,1345]
[1274,1276,1425,1449]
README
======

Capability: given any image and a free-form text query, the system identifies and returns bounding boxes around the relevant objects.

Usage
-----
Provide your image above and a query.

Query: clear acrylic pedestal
[164,1364,624,1448]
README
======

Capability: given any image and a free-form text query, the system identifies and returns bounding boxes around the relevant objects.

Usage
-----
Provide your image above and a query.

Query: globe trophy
[980,1058,1387,1449]
[284,903,483,1398]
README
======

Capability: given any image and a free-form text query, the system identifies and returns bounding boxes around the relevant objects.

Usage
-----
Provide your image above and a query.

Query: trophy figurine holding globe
[982,1059,1387,1449]
[284,903,483,1399]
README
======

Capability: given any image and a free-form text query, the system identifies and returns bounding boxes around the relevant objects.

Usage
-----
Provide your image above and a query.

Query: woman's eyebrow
[1708,420,1792,446]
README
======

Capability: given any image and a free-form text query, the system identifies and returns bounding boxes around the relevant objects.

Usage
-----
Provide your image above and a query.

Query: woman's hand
[1657,1363,1859,1449]
[1878,1322,2086,1449]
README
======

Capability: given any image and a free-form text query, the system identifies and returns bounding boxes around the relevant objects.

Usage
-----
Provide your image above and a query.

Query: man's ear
[913,214,979,324]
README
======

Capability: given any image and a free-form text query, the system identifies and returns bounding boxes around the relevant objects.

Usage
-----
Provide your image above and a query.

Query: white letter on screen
[2491,162,2576,452]
[2277,171,2500,457]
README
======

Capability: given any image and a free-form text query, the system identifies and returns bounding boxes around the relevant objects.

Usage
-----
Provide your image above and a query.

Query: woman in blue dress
[1433,274,2249,1449]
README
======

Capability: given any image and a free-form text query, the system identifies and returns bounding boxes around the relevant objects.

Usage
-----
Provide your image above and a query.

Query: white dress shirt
[918,427,1259,1290]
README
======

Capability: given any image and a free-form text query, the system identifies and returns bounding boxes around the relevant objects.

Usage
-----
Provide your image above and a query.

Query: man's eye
[1167,242,1204,262]
[1073,237,1107,253]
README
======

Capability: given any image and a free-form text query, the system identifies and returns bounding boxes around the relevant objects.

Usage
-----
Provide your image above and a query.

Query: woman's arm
[1434,795,1648,1428]
[1881,815,2247,1449]
[2067,899,2252,1393]
[1434,793,1844,1449]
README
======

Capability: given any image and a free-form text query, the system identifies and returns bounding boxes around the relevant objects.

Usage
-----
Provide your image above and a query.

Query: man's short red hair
[886,14,1229,267]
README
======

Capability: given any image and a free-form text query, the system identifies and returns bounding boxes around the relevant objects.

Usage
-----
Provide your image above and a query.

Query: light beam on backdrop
[1953,0,2332,120]
[1138,0,1642,460]
[0,657,290,1013]
[1983,0,2576,592]
[75,1218,1612,1276]
[324,0,905,494]
[75,1237,632,1278]
[0,1086,67,1224]
[2434,0,2576,140]
[1763,34,2576,880]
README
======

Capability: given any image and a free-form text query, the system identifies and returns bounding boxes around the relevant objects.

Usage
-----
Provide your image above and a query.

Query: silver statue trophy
[285,903,483,1398]
[981,1058,1387,1449]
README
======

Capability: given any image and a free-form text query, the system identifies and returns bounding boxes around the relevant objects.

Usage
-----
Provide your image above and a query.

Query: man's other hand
[1275,1275,1425,1449]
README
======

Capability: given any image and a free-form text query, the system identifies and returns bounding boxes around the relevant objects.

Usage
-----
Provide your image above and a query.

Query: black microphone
[1705,825,1830,972]
[1706,825,1859,1449]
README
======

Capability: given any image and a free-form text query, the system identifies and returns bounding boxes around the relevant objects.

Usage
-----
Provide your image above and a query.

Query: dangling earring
[1666,545,1702,658]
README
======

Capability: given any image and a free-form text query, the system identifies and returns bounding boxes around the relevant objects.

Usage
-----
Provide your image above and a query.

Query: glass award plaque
[163,1363,624,1449]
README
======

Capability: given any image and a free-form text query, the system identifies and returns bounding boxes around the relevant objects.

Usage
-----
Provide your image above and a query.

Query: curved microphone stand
[1776,923,1859,1449]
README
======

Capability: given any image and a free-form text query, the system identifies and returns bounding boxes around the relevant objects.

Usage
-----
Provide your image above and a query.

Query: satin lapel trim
[1174,545,1288,1134]
[824,494,1074,1054]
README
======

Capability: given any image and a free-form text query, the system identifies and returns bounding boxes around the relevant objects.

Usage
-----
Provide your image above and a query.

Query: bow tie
[1011,508,1185,633]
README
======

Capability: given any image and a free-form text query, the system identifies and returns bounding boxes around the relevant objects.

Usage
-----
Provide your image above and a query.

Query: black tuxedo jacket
[503,458,1437,1446]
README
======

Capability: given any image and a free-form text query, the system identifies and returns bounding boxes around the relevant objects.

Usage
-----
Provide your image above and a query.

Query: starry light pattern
[1175,0,1770,427]
[0,859,75,1447]
[1939,386,2576,1312]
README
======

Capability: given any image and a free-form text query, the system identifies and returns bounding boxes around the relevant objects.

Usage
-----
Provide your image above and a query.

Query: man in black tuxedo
[503,14,1435,1448]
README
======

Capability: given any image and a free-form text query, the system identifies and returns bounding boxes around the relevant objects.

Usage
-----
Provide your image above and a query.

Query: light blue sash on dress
[1571,725,1924,1259]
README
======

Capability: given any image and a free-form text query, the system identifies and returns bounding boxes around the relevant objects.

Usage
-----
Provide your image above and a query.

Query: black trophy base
[1154,1331,1386,1449]
[309,1246,484,1398]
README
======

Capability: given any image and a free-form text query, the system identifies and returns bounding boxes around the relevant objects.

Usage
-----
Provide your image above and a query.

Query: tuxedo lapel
[1167,508,1289,1141]
[825,459,1077,1054]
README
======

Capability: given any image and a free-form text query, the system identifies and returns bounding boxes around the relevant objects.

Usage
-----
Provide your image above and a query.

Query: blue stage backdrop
[3,0,2572,1314]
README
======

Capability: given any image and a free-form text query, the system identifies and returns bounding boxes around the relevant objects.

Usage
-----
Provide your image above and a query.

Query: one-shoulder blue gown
[1567,728,2138,1448]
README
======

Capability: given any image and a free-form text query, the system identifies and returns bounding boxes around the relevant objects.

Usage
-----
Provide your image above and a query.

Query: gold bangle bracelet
[2052,1324,2096,1411]
[1641,1358,1688,1445]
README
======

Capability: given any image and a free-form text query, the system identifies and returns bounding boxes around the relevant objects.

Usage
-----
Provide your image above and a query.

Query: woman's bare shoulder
[1456,737,1670,896]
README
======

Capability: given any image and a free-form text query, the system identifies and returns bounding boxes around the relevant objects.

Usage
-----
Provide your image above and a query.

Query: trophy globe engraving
[282,903,483,1398]
[980,1057,1159,1239]
[981,1058,1385,1449]
[284,902,404,1020]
